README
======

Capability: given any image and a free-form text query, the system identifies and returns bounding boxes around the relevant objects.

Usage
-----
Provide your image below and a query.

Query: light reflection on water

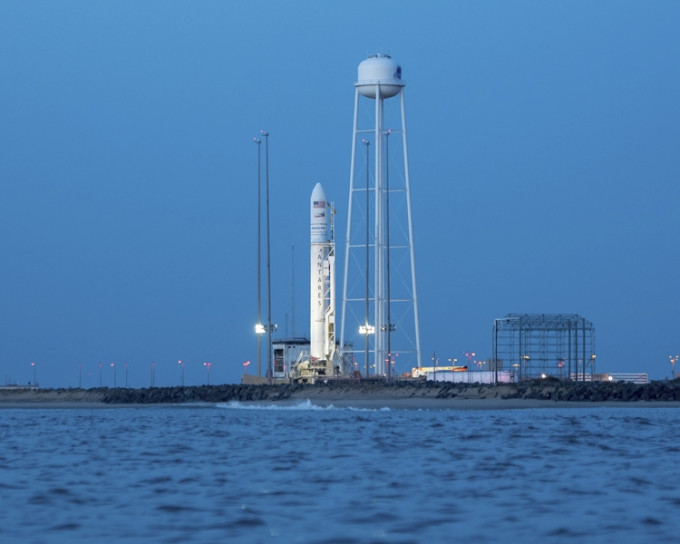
[1,403,679,543]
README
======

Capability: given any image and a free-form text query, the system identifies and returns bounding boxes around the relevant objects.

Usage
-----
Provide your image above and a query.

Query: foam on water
[217,399,331,411]
[217,399,392,412]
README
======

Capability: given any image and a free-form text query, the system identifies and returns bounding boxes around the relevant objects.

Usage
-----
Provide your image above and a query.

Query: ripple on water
[1,406,680,543]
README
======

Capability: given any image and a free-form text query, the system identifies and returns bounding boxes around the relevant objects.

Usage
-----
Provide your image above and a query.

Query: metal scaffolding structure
[492,314,596,381]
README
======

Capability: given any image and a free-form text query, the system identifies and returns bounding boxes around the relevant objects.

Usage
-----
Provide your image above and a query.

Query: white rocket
[310,183,336,364]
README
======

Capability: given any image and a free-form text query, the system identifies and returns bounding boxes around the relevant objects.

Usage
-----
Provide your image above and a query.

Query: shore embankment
[1,379,680,409]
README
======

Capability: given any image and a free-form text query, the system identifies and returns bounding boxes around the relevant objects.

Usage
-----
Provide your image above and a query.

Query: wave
[215,399,391,412]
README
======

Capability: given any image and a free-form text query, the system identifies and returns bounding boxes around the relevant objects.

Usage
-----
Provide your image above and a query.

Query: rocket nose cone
[311,182,326,202]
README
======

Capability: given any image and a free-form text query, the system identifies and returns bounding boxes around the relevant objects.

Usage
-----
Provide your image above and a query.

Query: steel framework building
[492,314,596,381]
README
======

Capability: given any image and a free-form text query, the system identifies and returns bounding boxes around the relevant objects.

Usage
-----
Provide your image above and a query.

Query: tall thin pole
[493,320,498,384]
[291,242,295,338]
[254,137,262,377]
[363,139,370,378]
[262,130,273,383]
[385,129,392,381]
[400,89,421,366]
[374,87,382,375]
[340,88,360,367]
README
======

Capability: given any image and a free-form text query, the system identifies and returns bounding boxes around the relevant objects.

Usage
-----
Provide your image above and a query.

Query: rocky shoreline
[1,379,680,407]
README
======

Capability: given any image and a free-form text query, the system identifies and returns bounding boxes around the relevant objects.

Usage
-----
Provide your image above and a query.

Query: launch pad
[247,54,421,384]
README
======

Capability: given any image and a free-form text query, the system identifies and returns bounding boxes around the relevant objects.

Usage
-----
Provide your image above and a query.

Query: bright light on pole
[178,359,184,386]
[670,355,679,379]
[203,362,212,385]
[522,354,530,380]
[558,359,565,378]
[359,324,375,378]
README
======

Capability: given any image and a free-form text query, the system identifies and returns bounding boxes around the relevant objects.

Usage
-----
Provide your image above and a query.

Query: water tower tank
[355,54,403,99]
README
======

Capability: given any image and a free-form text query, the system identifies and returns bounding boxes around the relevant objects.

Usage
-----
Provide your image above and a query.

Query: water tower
[340,54,421,377]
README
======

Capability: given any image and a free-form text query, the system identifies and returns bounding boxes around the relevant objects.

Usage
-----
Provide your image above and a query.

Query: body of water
[1,402,679,543]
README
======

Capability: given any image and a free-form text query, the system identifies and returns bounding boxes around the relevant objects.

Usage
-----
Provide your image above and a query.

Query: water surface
[1,402,678,543]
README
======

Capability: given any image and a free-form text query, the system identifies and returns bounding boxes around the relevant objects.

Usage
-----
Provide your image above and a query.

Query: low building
[428,371,513,384]
[595,373,648,384]
[272,338,310,379]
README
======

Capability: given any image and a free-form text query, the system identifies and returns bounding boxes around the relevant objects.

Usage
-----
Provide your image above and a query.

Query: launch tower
[340,54,421,377]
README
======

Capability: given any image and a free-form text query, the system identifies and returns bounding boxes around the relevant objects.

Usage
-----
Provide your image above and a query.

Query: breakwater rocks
[432,379,680,402]
[99,379,680,404]
[487,379,680,402]
[1,379,680,405]
[100,384,300,404]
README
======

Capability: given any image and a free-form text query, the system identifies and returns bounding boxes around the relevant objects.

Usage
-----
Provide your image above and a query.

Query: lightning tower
[340,54,421,377]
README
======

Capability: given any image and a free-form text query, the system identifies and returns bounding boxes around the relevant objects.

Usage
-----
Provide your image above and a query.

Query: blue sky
[1,1,678,387]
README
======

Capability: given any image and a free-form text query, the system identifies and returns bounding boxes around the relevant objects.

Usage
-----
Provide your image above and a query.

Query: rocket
[310,183,334,362]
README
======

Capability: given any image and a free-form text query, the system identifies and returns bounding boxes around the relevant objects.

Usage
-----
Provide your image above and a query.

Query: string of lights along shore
[14,360,215,389]
[340,54,422,378]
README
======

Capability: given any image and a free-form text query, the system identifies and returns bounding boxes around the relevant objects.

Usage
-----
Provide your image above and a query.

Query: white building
[272,338,310,380]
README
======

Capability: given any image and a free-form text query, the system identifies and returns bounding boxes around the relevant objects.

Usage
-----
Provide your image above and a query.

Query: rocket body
[310,183,330,360]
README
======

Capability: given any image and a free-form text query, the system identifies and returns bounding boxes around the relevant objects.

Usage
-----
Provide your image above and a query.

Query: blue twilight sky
[1,1,678,388]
